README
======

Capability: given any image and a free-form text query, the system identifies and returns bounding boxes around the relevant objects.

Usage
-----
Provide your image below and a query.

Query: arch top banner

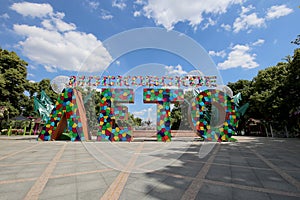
[68,75,217,88]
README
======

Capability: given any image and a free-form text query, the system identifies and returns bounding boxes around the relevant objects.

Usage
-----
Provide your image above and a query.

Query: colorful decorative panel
[97,88,134,142]
[191,89,239,142]
[38,88,88,141]
[143,89,184,141]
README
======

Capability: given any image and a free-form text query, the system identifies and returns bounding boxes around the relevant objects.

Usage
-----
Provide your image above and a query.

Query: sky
[0,0,299,121]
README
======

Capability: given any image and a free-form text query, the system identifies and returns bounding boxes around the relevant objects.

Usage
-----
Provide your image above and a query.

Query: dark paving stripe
[250,148,300,191]
[181,144,221,200]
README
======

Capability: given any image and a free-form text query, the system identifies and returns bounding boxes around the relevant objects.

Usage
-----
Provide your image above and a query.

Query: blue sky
[0,0,299,120]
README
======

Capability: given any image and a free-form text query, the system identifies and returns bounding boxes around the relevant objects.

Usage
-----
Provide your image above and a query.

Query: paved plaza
[0,136,300,200]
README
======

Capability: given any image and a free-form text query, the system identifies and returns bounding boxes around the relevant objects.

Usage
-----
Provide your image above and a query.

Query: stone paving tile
[160,162,204,178]
[286,171,300,183]
[76,189,106,200]
[130,171,169,183]
[230,166,264,187]
[39,193,78,200]
[99,170,121,186]
[76,179,109,192]
[144,183,186,200]
[0,181,36,200]
[232,187,270,200]
[246,157,271,169]
[205,165,233,184]
[255,169,299,192]
[0,137,299,200]
[268,194,300,200]
[15,167,47,179]
[51,162,78,176]
[75,172,105,183]
[196,183,276,200]
[267,159,300,171]
[124,176,156,193]
[39,182,77,199]
[196,183,233,200]
[0,191,28,200]
[213,156,231,165]
[119,189,149,200]
[76,162,104,172]
[46,176,77,187]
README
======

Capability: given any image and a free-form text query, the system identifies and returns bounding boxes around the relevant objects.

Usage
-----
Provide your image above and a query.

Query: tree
[144,120,152,127]
[170,90,194,130]
[291,35,300,45]
[22,81,39,117]
[0,48,28,118]
[37,79,58,102]
[22,79,58,117]
[283,48,300,133]
[228,48,300,136]
[129,114,142,126]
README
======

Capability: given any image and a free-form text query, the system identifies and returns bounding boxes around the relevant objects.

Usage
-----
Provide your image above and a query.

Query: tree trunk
[265,126,269,137]
[270,124,273,137]
[285,126,289,138]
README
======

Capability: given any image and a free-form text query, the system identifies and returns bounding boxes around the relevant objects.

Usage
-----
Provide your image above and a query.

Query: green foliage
[130,114,142,126]
[1,46,299,136]
[0,48,58,120]
[0,48,28,117]
[74,87,99,133]
[37,79,58,102]
[170,90,193,130]
[291,35,300,45]
[228,48,300,135]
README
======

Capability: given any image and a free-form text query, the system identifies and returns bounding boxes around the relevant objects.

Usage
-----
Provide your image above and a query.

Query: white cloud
[221,23,231,31]
[42,18,76,32]
[165,65,188,76]
[209,50,226,58]
[134,0,146,5]
[241,4,255,15]
[100,9,113,20]
[252,39,265,46]
[231,4,293,33]
[112,0,127,10]
[133,11,141,17]
[41,20,54,30]
[233,6,265,33]
[133,107,156,121]
[28,65,37,70]
[10,2,53,18]
[101,14,113,20]
[187,70,204,77]
[266,5,293,20]
[86,0,100,10]
[44,65,57,72]
[142,0,244,30]
[202,18,217,30]
[116,60,121,65]
[218,44,258,70]
[133,109,147,117]
[12,2,113,73]
[0,13,9,19]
